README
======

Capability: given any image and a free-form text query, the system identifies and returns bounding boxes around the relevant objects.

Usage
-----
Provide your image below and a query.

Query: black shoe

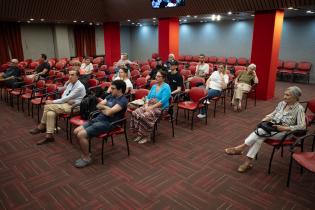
[29,127,45,135]
[36,137,54,145]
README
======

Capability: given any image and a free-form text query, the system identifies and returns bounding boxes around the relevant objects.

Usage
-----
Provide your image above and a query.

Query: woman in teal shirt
[130,70,171,144]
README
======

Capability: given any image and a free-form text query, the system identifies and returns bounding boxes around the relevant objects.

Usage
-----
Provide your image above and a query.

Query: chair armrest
[277,129,307,148]
[290,133,315,152]
[89,110,101,120]
[110,117,127,127]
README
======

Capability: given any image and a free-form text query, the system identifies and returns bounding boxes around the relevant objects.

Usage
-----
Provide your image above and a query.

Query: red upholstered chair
[293,61,312,84]
[107,66,115,75]
[189,65,197,76]
[216,56,226,65]
[99,65,107,72]
[20,79,45,115]
[286,133,315,187]
[141,70,151,78]
[150,61,157,69]
[152,53,159,59]
[141,64,150,72]
[185,55,193,62]
[178,55,185,62]
[130,70,140,82]
[278,60,297,81]
[226,57,237,68]
[263,118,307,175]
[176,87,207,129]
[87,78,99,88]
[302,99,315,151]
[135,77,147,89]
[94,71,106,82]
[234,66,246,73]
[150,80,158,88]
[244,83,257,110]
[210,89,227,118]
[189,77,205,88]
[208,56,217,64]
[237,57,248,66]
[180,69,192,81]
[55,61,65,71]
[192,55,199,62]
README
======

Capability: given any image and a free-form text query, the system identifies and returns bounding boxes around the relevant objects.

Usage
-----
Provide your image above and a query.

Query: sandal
[237,162,253,173]
[224,147,243,155]
[138,138,149,144]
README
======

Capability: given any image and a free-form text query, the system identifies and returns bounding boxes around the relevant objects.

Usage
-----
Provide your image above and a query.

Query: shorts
[83,118,114,138]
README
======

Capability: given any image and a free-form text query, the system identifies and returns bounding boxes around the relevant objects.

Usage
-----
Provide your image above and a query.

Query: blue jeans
[200,89,222,114]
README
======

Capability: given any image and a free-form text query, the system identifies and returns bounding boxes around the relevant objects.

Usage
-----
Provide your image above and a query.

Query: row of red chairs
[277,60,312,84]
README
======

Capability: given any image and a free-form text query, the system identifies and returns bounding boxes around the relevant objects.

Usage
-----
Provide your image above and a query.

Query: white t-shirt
[80,63,94,75]
[113,77,133,90]
[208,71,229,91]
[195,63,209,76]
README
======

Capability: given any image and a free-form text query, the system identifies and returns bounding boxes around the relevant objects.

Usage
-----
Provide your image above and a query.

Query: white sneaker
[197,114,206,119]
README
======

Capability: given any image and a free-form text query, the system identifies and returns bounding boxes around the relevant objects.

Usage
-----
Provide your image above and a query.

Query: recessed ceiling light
[183,19,187,22]
[293,8,298,10]
[30,18,34,21]
[153,17,156,20]
[179,19,182,22]
[127,19,131,22]
[89,22,93,25]
[40,19,45,21]
[193,15,198,18]
[211,14,216,21]
[153,20,156,23]
[132,22,135,25]
[232,18,236,21]
[27,20,31,23]
[228,11,232,15]
[81,20,84,23]
[216,15,221,21]
[96,23,100,26]
[251,14,255,17]
[200,20,203,23]
[306,10,315,14]
[288,7,293,10]
[186,15,191,17]
[73,20,77,23]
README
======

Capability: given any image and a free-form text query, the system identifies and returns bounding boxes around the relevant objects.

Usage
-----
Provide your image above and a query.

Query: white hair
[287,86,302,100]
[248,63,256,70]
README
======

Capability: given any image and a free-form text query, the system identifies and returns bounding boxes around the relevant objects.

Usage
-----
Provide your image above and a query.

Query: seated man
[145,57,167,87]
[167,60,183,96]
[32,54,51,81]
[0,59,22,88]
[29,68,86,145]
[73,80,128,168]
[164,53,175,70]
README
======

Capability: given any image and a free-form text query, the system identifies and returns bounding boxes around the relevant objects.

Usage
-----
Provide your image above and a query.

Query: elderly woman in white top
[225,86,306,173]
[197,65,229,118]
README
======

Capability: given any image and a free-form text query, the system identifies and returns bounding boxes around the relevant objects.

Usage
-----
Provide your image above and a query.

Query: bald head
[11,59,18,64]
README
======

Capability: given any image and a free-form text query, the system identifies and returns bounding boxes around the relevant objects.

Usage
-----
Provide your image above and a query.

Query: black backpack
[80,94,98,120]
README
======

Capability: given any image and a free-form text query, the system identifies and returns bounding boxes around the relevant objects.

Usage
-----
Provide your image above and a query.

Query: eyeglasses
[156,75,163,78]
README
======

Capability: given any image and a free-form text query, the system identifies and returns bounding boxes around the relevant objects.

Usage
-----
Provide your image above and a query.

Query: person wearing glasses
[29,67,86,145]
[73,80,128,168]
[130,70,171,144]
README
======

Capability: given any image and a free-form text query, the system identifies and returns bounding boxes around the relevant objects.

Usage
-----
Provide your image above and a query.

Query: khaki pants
[232,83,251,105]
[41,103,72,133]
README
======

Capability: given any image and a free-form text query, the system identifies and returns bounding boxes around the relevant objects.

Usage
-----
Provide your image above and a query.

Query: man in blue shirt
[73,80,128,168]
[29,68,86,145]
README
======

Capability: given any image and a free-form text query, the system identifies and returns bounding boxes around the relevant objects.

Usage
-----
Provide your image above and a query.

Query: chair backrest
[189,87,206,102]
[208,56,217,63]
[237,57,248,66]
[189,65,197,75]
[283,60,297,70]
[180,69,192,80]
[88,79,99,88]
[36,80,46,88]
[178,55,185,61]
[227,57,237,65]
[131,70,140,77]
[185,55,193,62]
[297,61,312,71]
[307,98,315,114]
[100,81,111,90]
[150,80,158,88]
[100,65,107,71]
[152,53,159,59]
[150,61,157,69]
[189,77,205,88]
[235,69,246,77]
[192,55,199,62]
[217,56,226,64]
[55,62,65,70]
[135,77,147,88]
[141,70,151,78]
[134,88,149,99]
[234,66,246,72]
[96,71,105,78]
[30,62,39,69]
[46,84,57,93]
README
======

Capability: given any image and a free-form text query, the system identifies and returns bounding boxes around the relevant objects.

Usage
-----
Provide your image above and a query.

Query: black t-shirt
[167,71,183,92]
[35,61,51,77]
[3,66,20,79]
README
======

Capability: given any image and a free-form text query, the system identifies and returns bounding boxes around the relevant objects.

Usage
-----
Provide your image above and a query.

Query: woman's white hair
[248,63,256,70]
[287,86,302,100]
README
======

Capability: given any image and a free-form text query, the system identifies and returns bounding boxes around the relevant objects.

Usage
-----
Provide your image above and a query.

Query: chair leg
[254,91,257,106]
[37,105,40,123]
[66,118,69,140]
[191,111,194,130]
[69,124,73,143]
[16,97,20,111]
[281,145,284,157]
[175,107,179,125]
[102,137,106,164]
[268,147,276,175]
[88,138,91,153]
[171,117,175,137]
[213,101,217,118]
[31,104,34,118]
[312,135,315,151]
[245,94,248,110]
[21,98,24,112]
[111,136,114,146]
[287,156,294,187]
[124,130,130,156]
[27,100,30,116]
[223,97,226,113]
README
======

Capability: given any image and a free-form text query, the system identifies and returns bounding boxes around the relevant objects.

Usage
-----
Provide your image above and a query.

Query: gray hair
[248,63,256,70]
[287,86,302,100]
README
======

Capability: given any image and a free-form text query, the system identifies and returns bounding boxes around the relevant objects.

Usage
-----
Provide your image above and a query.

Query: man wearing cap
[0,59,22,88]
[167,60,183,96]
